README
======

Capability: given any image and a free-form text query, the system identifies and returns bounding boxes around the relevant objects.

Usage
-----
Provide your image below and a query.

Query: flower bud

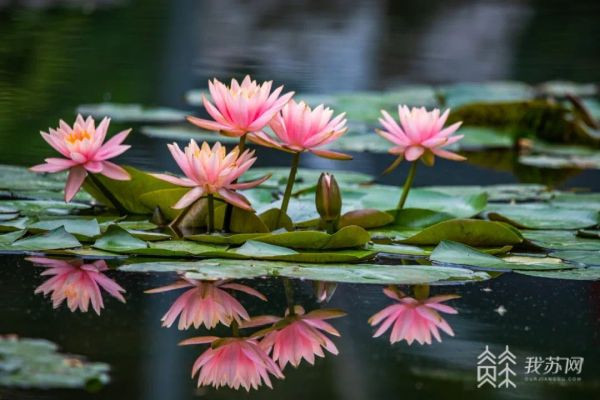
[316,173,342,222]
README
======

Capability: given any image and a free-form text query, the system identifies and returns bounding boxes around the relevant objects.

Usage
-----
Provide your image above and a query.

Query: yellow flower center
[231,87,259,99]
[65,130,91,144]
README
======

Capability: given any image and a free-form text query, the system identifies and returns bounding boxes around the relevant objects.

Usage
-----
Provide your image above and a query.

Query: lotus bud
[316,173,342,224]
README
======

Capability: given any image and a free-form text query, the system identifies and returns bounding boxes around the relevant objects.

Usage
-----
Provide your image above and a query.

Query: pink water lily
[180,336,283,391]
[30,115,131,201]
[377,106,465,164]
[259,306,345,369]
[369,287,458,345]
[249,100,351,160]
[146,278,266,330]
[28,257,125,315]
[187,75,294,137]
[152,140,268,210]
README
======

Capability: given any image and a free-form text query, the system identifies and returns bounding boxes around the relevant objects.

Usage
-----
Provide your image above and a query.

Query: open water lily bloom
[146,278,266,330]
[30,115,131,201]
[187,75,294,137]
[369,287,458,345]
[28,257,126,315]
[180,336,284,391]
[377,105,465,165]
[249,100,351,160]
[152,140,269,210]
[259,306,346,369]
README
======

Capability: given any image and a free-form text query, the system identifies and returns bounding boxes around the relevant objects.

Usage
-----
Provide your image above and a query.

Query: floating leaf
[368,243,430,256]
[132,240,227,257]
[0,336,110,389]
[138,188,189,219]
[523,230,600,251]
[536,81,598,98]
[93,225,147,252]
[0,200,89,216]
[0,217,30,232]
[28,218,101,239]
[430,240,570,271]
[578,229,600,239]
[548,251,600,267]
[120,258,490,285]
[388,208,454,229]
[440,81,534,108]
[77,103,187,123]
[516,268,600,281]
[141,125,238,143]
[259,208,293,231]
[10,227,81,251]
[486,203,599,230]
[550,193,600,211]
[0,230,26,244]
[424,184,554,202]
[254,225,370,250]
[389,219,523,247]
[186,232,264,245]
[339,209,393,229]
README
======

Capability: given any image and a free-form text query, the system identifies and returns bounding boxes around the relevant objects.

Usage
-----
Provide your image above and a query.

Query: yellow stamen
[65,130,91,144]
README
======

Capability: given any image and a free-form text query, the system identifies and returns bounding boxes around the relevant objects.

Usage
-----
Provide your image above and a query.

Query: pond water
[0,0,599,399]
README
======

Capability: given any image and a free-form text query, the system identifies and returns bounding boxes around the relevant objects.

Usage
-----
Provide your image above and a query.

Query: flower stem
[276,152,300,228]
[395,161,417,220]
[413,284,430,300]
[222,134,248,232]
[207,194,215,233]
[231,320,240,337]
[87,173,127,215]
[283,278,295,316]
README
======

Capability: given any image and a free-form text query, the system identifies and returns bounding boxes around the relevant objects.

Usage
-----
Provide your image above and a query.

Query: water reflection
[179,336,283,391]
[314,280,338,303]
[27,256,126,315]
[369,285,458,345]
[145,277,266,329]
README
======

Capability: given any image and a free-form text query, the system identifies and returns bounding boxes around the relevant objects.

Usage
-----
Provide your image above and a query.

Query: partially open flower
[249,100,351,160]
[146,278,266,330]
[180,336,283,391]
[30,115,131,201]
[369,287,458,345]
[152,140,268,210]
[28,257,125,315]
[316,173,342,223]
[377,106,464,166]
[187,75,294,137]
[259,306,345,369]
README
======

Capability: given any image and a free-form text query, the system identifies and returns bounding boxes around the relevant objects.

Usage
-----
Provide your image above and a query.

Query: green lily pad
[440,81,534,108]
[516,268,600,281]
[339,209,394,229]
[430,240,571,271]
[537,81,598,98]
[0,164,68,191]
[258,208,294,231]
[254,225,370,250]
[77,103,187,123]
[120,258,490,285]
[548,251,600,267]
[0,230,26,244]
[132,240,227,257]
[28,218,101,239]
[486,203,599,230]
[9,227,81,251]
[93,225,147,252]
[186,232,264,245]
[424,184,554,202]
[519,153,600,170]
[368,243,430,256]
[578,229,600,239]
[392,219,523,247]
[138,187,192,220]
[523,230,600,251]
[550,193,600,211]
[244,168,371,193]
[83,166,178,214]
[388,208,455,229]
[0,336,110,389]
[0,217,30,232]
[0,200,90,216]
[450,126,514,150]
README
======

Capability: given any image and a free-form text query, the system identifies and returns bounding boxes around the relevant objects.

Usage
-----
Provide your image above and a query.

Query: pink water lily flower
[28,257,126,315]
[30,115,131,201]
[180,336,284,391]
[146,278,266,330]
[377,106,465,164]
[259,306,345,369]
[188,75,294,137]
[249,100,351,160]
[152,140,268,210]
[369,287,459,345]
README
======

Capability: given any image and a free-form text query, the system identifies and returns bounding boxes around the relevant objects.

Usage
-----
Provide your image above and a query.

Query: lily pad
[339,209,394,229]
[0,230,26,244]
[430,240,571,271]
[93,225,147,252]
[378,219,523,247]
[0,200,90,216]
[516,268,600,281]
[548,251,600,267]
[523,230,600,251]
[0,336,110,389]
[132,240,227,257]
[77,103,187,123]
[141,125,238,143]
[120,258,490,285]
[486,203,599,230]
[0,217,30,232]
[440,81,534,108]
[254,225,370,250]
[28,218,101,239]
[388,208,454,229]
[424,184,554,202]
[186,232,264,245]
[9,227,81,251]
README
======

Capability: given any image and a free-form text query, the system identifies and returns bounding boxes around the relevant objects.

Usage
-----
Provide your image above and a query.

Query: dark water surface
[0,0,599,399]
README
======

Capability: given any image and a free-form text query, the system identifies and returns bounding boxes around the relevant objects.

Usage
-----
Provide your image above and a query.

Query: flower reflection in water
[179,336,283,391]
[369,286,459,345]
[313,281,338,303]
[28,257,125,315]
[258,305,346,369]
[146,278,266,329]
